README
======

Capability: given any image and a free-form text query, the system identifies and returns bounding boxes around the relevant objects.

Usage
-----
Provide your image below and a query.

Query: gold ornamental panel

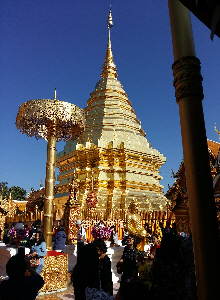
[40,253,68,293]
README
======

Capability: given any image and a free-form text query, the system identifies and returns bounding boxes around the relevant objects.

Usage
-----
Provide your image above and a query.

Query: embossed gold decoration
[172,56,203,103]
[86,191,98,209]
[63,203,81,244]
[0,193,18,218]
[40,253,68,293]
[16,90,85,249]
[126,199,147,238]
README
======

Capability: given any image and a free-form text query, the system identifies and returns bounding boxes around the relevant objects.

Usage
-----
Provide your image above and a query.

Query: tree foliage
[0,183,26,201]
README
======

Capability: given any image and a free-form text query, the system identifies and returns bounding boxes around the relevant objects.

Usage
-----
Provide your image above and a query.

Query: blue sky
[1,0,219,196]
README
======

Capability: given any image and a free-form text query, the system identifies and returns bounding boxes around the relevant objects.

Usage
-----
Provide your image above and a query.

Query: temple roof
[166,138,220,203]
[207,139,220,157]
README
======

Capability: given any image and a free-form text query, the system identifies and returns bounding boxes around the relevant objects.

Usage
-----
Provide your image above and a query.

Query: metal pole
[168,1,220,299]
[43,133,57,250]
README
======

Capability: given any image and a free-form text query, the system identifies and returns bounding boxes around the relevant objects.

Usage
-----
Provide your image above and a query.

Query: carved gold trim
[172,56,203,103]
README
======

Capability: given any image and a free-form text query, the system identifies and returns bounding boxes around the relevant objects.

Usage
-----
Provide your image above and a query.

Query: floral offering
[9,223,27,238]
[91,225,112,240]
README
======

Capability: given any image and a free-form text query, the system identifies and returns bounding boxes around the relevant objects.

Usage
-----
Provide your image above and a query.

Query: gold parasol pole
[43,133,57,249]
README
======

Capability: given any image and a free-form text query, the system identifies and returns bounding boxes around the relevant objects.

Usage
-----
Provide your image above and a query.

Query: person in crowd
[118,234,139,287]
[93,238,113,296]
[122,227,128,246]
[75,220,86,258]
[52,225,67,252]
[0,254,44,300]
[115,280,150,300]
[110,225,119,246]
[35,219,42,231]
[29,231,47,275]
[71,243,100,300]
[144,222,152,244]
[53,220,61,237]
[0,227,2,241]
[149,234,160,264]
[28,222,36,239]
[150,233,187,300]
[172,222,178,235]
[19,224,31,248]
[180,234,197,300]
[9,223,16,245]
[159,221,173,236]
[3,223,10,245]
[137,251,151,290]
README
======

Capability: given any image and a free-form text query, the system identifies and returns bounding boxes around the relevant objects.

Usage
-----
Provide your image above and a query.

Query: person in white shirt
[75,220,86,258]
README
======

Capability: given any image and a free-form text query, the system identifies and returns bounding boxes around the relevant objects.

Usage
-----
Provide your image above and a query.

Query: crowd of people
[72,220,197,299]
[0,219,197,299]
[0,220,48,299]
[115,223,197,300]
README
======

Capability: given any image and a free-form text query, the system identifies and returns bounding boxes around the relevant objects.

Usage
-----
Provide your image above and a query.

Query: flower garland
[9,228,28,238]
[91,226,112,240]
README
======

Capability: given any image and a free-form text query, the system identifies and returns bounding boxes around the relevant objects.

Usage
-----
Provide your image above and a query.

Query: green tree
[10,186,27,200]
[0,182,9,199]
[0,183,26,200]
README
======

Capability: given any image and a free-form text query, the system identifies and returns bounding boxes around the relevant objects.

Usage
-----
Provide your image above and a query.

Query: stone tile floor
[38,281,120,299]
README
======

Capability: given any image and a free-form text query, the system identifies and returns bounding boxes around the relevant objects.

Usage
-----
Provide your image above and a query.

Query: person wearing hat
[75,220,86,258]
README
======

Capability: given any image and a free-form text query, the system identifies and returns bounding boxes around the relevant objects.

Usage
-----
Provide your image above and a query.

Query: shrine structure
[55,8,168,242]
[166,136,220,234]
[0,192,28,226]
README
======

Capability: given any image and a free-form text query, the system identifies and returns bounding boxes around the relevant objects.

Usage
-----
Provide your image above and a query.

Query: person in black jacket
[0,254,44,300]
[119,234,138,287]
[93,238,113,296]
[71,243,100,300]
[52,226,67,252]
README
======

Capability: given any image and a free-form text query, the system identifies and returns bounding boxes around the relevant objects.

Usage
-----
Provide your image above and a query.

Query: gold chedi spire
[101,6,118,79]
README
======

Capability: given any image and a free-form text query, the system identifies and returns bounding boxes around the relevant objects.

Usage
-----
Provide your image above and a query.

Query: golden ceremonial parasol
[16,89,85,249]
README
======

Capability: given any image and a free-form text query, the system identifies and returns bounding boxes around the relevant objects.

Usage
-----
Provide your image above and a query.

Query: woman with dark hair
[150,233,186,300]
[110,225,118,246]
[149,234,160,264]
[93,238,113,296]
[71,243,100,300]
[52,225,67,252]
[29,231,47,275]
[0,254,44,300]
[118,234,138,287]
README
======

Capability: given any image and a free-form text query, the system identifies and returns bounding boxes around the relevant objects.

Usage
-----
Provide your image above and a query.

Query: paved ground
[38,280,120,299]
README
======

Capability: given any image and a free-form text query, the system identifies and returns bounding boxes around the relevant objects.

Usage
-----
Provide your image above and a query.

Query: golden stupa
[55,8,168,220]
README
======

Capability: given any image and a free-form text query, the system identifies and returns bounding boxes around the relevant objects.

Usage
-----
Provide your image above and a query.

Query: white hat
[75,220,81,225]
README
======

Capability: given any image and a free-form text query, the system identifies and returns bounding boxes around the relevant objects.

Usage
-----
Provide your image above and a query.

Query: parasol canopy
[16,99,85,142]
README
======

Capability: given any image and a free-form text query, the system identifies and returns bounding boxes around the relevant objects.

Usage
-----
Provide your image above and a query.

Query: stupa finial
[54,88,57,100]
[101,6,117,79]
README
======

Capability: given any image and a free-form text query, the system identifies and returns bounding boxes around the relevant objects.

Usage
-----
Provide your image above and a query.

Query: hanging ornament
[86,191,98,209]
